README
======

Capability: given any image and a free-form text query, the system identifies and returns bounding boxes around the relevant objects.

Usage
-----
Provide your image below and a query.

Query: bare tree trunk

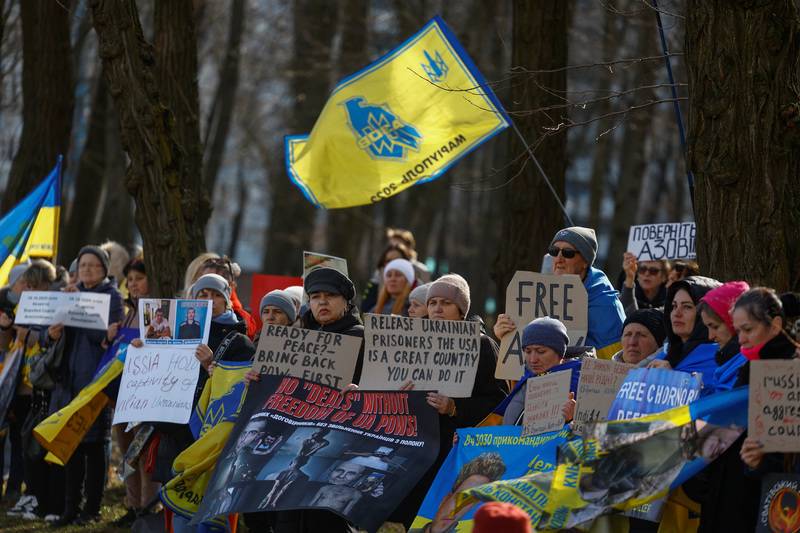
[265,0,338,274]
[203,0,245,195]
[3,0,73,214]
[686,0,800,292]
[89,0,206,297]
[154,0,210,249]
[492,0,569,306]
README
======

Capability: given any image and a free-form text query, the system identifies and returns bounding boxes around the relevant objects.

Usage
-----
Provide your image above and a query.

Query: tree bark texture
[89,0,206,298]
[3,0,73,214]
[686,0,800,292]
[492,0,569,306]
[154,0,210,249]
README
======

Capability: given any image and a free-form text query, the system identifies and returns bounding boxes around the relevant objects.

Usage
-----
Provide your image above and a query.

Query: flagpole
[511,122,575,227]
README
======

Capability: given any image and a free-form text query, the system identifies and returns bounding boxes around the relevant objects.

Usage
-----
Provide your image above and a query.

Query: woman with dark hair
[666,260,700,288]
[693,288,798,533]
[647,276,721,387]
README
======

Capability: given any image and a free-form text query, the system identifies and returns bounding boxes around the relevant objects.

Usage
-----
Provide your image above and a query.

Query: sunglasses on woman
[637,266,661,275]
[548,246,579,259]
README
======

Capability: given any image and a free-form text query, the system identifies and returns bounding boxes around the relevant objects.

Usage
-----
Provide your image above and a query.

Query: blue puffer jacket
[584,266,626,359]
[47,276,124,442]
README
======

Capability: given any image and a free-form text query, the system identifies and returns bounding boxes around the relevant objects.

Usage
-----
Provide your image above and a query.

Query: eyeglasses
[203,257,233,279]
[637,266,661,275]
[548,246,579,259]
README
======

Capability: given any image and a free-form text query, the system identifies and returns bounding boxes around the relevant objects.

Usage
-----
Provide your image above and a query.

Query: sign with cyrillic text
[253,324,362,390]
[522,370,571,438]
[360,314,481,397]
[16,291,111,330]
[113,345,201,425]
[496,272,588,380]
[749,360,800,452]
[572,358,636,436]
[627,222,696,261]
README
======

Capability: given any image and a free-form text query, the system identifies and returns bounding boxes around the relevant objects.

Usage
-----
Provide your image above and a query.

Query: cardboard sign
[496,272,588,380]
[360,314,481,397]
[192,375,440,533]
[756,473,800,533]
[139,299,212,346]
[253,324,363,390]
[626,222,696,261]
[749,359,800,452]
[572,358,637,436]
[521,370,572,438]
[16,291,111,330]
[113,345,201,425]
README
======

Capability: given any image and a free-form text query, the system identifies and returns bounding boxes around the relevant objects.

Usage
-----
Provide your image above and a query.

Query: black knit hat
[624,308,667,347]
[77,245,110,277]
[304,268,356,302]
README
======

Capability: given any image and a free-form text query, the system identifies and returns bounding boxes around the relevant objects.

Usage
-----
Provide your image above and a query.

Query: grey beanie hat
[304,268,356,302]
[427,274,470,317]
[550,226,598,267]
[409,282,431,305]
[77,245,110,276]
[260,290,298,323]
[521,317,569,358]
[193,273,232,306]
[8,263,30,289]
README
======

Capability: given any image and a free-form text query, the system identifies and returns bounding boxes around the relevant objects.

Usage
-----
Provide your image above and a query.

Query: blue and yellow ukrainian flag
[286,15,509,209]
[0,156,62,284]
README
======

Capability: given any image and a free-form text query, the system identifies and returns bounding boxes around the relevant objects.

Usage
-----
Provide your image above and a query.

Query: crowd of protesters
[0,225,796,533]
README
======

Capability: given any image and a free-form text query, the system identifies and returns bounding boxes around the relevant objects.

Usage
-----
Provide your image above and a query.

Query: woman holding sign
[45,245,124,526]
[694,289,799,533]
[388,273,509,530]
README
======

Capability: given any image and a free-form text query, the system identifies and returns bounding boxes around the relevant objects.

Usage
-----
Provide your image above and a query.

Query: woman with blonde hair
[369,258,418,316]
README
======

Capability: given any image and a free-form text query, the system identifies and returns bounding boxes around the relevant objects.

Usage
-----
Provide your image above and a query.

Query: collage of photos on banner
[140,298,211,345]
[202,412,410,522]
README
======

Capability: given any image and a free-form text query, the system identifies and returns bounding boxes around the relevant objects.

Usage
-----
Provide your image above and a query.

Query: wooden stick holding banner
[496,272,588,380]
[253,324,362,389]
[626,222,696,261]
[360,314,481,397]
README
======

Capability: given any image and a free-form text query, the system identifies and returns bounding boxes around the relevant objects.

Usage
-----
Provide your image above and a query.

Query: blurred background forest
[0,0,698,318]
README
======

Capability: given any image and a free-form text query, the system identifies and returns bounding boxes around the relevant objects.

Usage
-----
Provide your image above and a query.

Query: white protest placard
[749,360,800,452]
[303,251,348,278]
[16,291,111,330]
[360,313,481,397]
[496,272,588,380]
[253,324,363,389]
[572,358,636,436]
[139,299,212,346]
[113,345,201,425]
[627,222,696,261]
[521,370,572,438]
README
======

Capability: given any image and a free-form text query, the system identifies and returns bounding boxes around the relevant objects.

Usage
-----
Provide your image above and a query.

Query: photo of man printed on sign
[144,300,173,340]
[176,302,208,340]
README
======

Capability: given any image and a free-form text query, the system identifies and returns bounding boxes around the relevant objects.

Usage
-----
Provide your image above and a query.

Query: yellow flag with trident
[286,15,509,209]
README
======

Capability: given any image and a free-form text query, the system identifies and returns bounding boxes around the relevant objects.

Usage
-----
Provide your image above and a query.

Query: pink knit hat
[700,281,750,335]
[472,502,532,533]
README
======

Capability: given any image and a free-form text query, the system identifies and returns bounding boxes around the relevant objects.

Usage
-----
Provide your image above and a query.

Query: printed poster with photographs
[193,375,440,533]
[138,299,212,346]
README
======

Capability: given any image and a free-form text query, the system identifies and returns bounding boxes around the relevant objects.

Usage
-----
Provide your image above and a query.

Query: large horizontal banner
[496,272,588,381]
[608,368,702,421]
[411,425,574,532]
[360,314,481,397]
[253,324,363,389]
[193,375,440,533]
[626,222,696,261]
[139,299,212,346]
[459,386,750,530]
[16,291,111,330]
